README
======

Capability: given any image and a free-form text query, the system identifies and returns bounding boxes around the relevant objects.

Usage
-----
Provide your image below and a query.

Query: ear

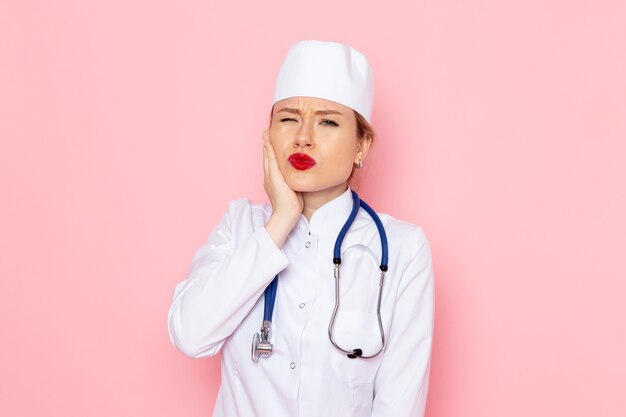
[355,134,373,164]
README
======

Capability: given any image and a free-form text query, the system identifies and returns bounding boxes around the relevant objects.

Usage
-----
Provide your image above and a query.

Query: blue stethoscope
[252,191,389,362]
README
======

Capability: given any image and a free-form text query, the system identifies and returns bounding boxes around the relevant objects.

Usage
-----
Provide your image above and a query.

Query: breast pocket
[323,244,392,383]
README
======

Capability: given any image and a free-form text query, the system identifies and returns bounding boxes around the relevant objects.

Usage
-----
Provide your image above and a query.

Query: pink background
[1,1,625,416]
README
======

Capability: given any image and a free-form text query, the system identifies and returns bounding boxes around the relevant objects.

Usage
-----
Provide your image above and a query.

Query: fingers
[263,129,284,184]
[261,128,302,221]
[262,129,271,179]
[263,129,280,173]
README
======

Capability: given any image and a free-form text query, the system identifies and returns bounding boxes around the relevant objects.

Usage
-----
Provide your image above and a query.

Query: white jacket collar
[300,186,354,237]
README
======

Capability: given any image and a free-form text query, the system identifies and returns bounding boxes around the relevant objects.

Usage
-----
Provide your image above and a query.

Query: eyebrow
[276,107,344,116]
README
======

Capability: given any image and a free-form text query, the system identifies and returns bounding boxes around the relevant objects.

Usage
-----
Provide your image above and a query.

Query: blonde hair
[348,110,375,189]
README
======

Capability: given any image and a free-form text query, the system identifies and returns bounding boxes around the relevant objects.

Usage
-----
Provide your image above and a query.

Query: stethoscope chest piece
[251,320,273,362]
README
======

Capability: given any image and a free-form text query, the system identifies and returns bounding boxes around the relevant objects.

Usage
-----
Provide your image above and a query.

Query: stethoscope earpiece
[347,348,363,359]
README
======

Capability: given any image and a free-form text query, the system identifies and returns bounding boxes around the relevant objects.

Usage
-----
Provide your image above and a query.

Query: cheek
[268,136,291,174]
[323,144,357,179]
[327,140,357,165]
[269,130,288,155]
[269,124,293,147]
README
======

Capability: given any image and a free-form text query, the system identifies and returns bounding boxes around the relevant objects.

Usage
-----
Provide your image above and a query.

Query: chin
[284,177,320,193]
[281,165,350,194]
[285,176,348,194]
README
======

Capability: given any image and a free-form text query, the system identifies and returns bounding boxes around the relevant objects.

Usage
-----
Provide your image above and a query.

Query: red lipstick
[288,153,316,170]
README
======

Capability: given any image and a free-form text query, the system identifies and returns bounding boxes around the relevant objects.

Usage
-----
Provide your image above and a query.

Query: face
[269,96,370,193]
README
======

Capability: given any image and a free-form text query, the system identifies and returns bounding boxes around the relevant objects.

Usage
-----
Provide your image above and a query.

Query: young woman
[168,40,434,417]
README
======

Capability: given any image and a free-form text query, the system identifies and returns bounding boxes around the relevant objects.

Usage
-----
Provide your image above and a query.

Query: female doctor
[168,40,435,417]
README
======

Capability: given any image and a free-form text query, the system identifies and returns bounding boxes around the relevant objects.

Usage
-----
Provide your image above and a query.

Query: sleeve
[371,228,435,417]
[167,199,289,358]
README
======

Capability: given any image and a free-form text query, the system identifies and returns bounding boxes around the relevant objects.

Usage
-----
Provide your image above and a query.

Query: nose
[294,121,314,149]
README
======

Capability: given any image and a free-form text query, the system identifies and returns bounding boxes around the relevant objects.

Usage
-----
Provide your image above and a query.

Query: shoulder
[377,212,430,259]
[376,213,434,293]
[221,197,272,230]
[224,197,271,217]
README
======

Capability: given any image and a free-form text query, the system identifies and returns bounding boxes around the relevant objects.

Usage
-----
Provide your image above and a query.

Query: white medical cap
[272,40,374,123]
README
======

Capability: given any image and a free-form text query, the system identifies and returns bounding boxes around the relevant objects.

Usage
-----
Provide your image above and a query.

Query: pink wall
[1,1,625,416]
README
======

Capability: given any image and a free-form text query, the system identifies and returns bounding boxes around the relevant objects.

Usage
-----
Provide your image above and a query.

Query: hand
[262,129,303,247]
[263,129,303,217]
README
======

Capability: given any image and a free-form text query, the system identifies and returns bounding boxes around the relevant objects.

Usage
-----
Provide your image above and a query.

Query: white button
[299,303,305,309]
[290,362,296,369]
[305,241,311,248]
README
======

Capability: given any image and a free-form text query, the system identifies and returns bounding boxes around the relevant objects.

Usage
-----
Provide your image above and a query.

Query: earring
[355,160,363,169]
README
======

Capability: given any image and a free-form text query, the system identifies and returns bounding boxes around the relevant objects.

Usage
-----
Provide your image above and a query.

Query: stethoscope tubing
[254,191,388,361]
[264,275,278,322]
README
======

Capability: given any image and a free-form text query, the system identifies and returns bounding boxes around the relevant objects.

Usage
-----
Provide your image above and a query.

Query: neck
[301,183,349,222]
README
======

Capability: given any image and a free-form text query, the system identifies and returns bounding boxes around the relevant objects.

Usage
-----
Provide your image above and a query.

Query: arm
[168,130,301,359]
[167,199,289,358]
[372,229,435,416]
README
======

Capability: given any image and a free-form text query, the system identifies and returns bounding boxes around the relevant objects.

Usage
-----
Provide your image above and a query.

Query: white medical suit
[168,187,435,417]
